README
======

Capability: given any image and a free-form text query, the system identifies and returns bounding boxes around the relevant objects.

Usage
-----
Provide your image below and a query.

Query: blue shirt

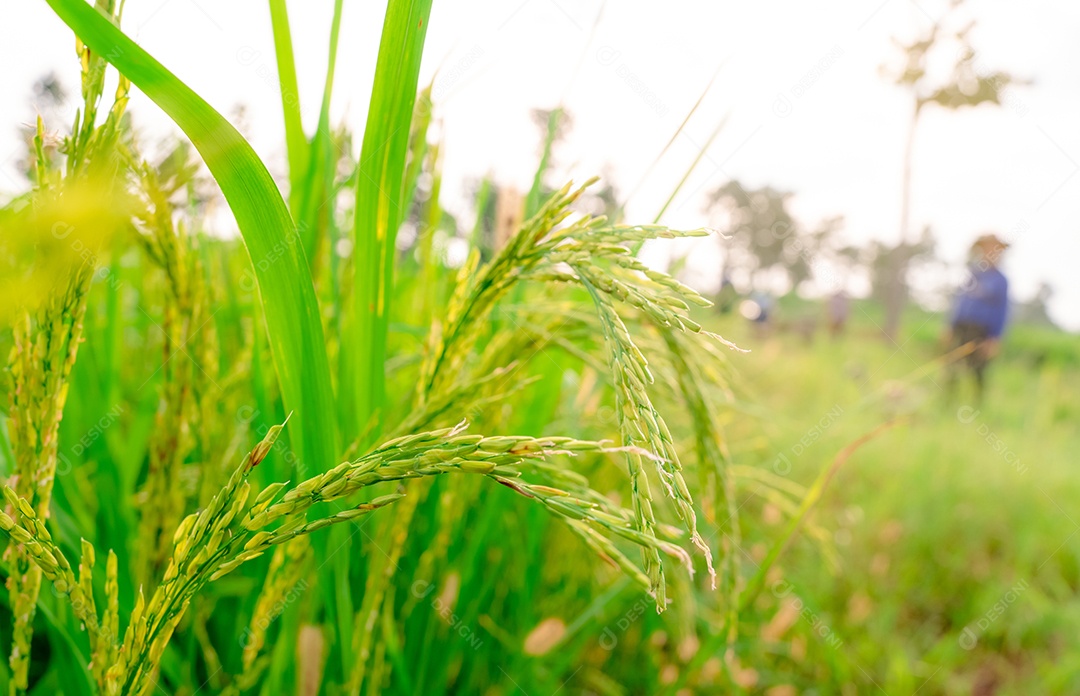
[952,266,1009,338]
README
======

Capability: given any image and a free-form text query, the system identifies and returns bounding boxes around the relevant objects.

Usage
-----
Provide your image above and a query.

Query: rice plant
[0,1,799,694]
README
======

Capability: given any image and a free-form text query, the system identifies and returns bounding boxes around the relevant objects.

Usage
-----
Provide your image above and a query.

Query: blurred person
[716,275,738,314]
[944,233,1010,403]
[827,289,850,338]
[742,291,775,338]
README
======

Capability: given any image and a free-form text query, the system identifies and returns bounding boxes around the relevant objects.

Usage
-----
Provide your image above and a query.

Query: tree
[881,0,1018,338]
[868,226,938,311]
[705,180,840,294]
[1013,283,1057,328]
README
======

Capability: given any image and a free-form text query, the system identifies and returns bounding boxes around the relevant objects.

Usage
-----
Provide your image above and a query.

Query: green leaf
[350,0,434,443]
[267,0,308,206]
[292,0,345,268]
[44,0,339,476]
[524,107,563,219]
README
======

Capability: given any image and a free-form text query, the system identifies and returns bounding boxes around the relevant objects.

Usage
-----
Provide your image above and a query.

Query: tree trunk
[884,99,921,340]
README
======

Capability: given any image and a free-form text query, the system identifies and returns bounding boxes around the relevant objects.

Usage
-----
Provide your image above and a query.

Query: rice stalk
[3,7,130,686]
[527,189,739,608]
[0,412,687,693]
[3,266,93,692]
[129,155,219,589]
[221,536,313,696]
[349,185,638,676]
[418,180,737,613]
[345,482,424,696]
[418,180,597,397]
[662,329,742,655]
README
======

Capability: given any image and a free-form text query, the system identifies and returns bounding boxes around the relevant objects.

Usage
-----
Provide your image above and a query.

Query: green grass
[1,4,745,693]
[712,312,1080,694]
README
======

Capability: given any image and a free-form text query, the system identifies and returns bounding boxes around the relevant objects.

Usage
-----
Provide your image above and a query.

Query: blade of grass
[418,138,444,318]
[665,422,901,696]
[522,2,603,219]
[739,419,903,611]
[619,64,724,216]
[470,175,492,253]
[294,0,344,270]
[44,0,339,478]
[39,604,95,696]
[268,0,308,207]
[298,7,350,682]
[651,114,728,224]
[336,0,432,681]
[351,0,434,444]
[523,107,562,219]
[624,114,726,259]
[401,82,434,221]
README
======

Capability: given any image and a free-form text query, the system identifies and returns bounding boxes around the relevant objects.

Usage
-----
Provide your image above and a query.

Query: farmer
[945,233,1010,402]
[827,289,850,338]
[716,275,738,314]
[743,290,775,338]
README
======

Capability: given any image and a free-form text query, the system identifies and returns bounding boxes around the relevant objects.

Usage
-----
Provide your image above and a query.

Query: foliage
[4,2,1061,695]
[0,2,762,694]
[704,180,842,293]
[717,314,1080,694]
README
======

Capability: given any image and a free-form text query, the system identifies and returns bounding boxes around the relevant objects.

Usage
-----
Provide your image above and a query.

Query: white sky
[3,0,1079,330]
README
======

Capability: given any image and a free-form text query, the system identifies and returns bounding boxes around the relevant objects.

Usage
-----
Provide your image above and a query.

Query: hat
[972,233,1010,250]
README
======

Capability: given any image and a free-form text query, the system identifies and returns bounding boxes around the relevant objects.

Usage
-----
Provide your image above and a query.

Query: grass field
[711,306,1080,694]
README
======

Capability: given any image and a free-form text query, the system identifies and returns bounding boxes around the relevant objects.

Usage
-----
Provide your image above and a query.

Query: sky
[3,0,1080,329]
